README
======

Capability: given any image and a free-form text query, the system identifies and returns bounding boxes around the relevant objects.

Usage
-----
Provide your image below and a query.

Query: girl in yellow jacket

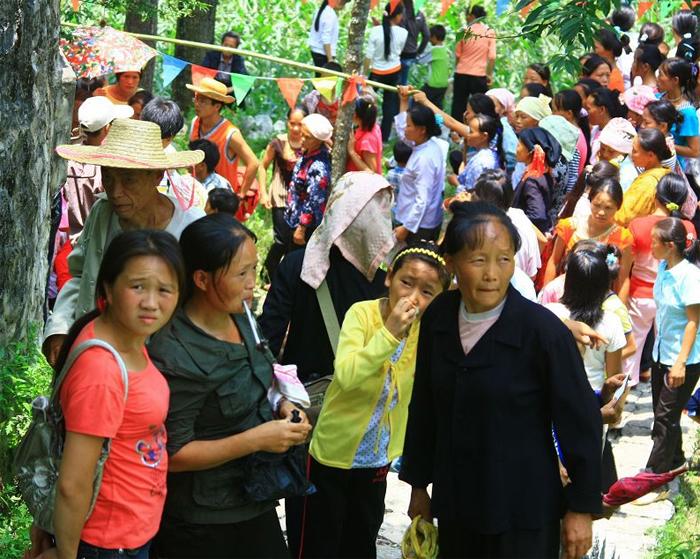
[297,242,450,558]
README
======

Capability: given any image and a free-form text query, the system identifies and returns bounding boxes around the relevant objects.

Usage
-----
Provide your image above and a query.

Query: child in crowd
[419,24,449,109]
[205,187,240,216]
[297,242,450,558]
[189,138,233,191]
[386,140,411,198]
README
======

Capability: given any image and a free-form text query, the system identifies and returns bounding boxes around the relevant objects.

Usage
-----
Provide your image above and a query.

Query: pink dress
[346,123,383,173]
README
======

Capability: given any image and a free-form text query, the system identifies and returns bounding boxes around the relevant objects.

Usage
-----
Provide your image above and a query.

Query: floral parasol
[60,25,157,79]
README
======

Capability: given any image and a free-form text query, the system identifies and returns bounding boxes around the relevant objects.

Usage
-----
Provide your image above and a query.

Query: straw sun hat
[55,118,204,169]
[186,77,235,105]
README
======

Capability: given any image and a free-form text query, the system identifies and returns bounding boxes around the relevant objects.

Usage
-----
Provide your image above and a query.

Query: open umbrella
[602,464,688,507]
[60,25,157,79]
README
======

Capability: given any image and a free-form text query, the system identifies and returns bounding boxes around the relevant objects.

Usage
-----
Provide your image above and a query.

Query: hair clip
[640,33,649,42]
[666,201,680,212]
[613,25,622,36]
[684,32,693,39]
[434,113,444,127]
[606,253,618,266]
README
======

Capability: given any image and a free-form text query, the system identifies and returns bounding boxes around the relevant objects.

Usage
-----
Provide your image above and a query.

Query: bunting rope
[60,22,401,94]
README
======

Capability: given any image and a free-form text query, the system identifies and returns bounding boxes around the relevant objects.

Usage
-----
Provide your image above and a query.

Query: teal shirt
[427,45,449,88]
[148,308,276,524]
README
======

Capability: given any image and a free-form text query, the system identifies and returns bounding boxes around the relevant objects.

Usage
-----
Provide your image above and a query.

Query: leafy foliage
[0,327,53,559]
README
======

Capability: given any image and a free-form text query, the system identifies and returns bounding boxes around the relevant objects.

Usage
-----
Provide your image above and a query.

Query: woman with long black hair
[364,2,408,141]
[308,0,348,70]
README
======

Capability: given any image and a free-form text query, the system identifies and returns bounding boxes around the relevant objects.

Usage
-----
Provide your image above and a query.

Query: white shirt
[366,25,409,73]
[507,208,541,277]
[309,6,339,56]
[545,303,626,391]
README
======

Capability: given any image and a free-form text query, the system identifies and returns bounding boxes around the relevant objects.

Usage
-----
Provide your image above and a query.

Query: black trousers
[406,223,442,244]
[451,73,488,122]
[293,458,389,559]
[369,71,401,142]
[152,509,289,559]
[438,518,561,559]
[646,361,700,473]
[422,84,448,110]
[310,51,329,76]
[264,207,292,283]
[641,327,655,373]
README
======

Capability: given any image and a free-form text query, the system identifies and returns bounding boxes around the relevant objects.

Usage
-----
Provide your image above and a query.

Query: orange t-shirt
[190,116,239,190]
[608,67,624,93]
[60,321,169,549]
[555,216,633,254]
[455,22,496,76]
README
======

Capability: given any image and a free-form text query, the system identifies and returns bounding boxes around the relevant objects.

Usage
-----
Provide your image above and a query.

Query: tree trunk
[124,0,159,91]
[330,0,372,187]
[0,0,69,347]
[172,0,218,113]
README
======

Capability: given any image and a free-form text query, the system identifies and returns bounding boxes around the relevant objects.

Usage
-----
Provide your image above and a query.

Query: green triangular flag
[335,77,344,99]
[230,73,256,106]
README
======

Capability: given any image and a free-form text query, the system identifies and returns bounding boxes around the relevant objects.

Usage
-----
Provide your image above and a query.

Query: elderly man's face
[102,167,164,222]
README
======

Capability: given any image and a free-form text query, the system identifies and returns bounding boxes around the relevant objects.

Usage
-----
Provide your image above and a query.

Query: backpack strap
[316,279,341,357]
[50,339,129,405]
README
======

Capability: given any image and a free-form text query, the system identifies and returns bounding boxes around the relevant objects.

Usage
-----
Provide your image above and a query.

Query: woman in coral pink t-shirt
[346,94,384,174]
[35,230,184,559]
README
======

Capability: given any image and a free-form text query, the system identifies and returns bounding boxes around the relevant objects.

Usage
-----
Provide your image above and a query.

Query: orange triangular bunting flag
[342,75,367,105]
[277,78,305,109]
[371,0,379,7]
[390,0,402,11]
[638,1,653,18]
[441,0,454,16]
[71,0,80,11]
[191,65,218,86]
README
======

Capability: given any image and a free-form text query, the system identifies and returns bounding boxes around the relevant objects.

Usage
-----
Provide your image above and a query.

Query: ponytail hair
[677,35,700,63]
[672,10,698,39]
[660,57,699,105]
[407,103,442,138]
[597,27,631,57]
[645,99,684,129]
[314,0,329,32]
[654,216,700,263]
[473,113,505,169]
[382,2,404,60]
[656,173,688,218]
[639,22,665,46]
[637,127,673,162]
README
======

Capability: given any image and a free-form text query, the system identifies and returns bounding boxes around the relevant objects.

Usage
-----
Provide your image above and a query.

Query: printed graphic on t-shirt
[135,425,166,468]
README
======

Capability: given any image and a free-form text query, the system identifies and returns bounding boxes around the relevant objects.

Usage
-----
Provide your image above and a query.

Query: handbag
[303,278,341,425]
[242,444,316,502]
[13,339,128,534]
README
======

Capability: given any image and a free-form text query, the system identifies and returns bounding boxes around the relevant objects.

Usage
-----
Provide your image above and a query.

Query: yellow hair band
[395,247,446,267]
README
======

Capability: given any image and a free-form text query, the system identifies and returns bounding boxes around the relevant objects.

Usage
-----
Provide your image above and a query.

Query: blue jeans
[399,56,418,85]
[77,541,151,559]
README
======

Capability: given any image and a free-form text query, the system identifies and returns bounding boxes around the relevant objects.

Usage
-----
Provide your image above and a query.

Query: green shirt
[148,308,276,524]
[427,44,449,88]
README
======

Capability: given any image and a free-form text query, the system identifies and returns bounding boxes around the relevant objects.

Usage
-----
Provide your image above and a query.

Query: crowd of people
[24,2,700,559]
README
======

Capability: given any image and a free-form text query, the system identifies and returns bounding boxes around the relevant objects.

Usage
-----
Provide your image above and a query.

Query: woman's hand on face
[407,487,432,522]
[252,419,311,453]
[561,511,593,559]
[385,296,419,339]
[668,361,687,388]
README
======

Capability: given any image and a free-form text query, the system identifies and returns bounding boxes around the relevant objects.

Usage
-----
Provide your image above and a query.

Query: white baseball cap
[78,96,134,133]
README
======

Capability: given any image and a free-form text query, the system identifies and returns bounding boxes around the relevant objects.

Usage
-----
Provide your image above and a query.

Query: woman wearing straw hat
[187,77,260,221]
[42,118,205,366]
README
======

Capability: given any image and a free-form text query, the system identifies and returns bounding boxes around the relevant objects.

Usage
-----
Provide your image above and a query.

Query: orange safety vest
[190,117,258,221]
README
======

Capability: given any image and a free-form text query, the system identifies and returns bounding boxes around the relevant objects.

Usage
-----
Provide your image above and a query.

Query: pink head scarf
[486,88,516,115]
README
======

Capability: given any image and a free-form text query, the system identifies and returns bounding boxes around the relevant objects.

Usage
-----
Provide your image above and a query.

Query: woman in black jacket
[399,202,603,559]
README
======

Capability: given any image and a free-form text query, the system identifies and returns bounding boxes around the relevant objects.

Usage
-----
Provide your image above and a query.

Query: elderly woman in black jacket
[399,202,602,559]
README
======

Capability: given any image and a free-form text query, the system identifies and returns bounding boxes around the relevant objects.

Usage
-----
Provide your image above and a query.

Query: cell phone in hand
[612,374,630,404]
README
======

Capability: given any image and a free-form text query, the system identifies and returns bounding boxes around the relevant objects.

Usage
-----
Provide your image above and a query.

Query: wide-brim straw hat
[55,118,204,169]
[186,77,235,104]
